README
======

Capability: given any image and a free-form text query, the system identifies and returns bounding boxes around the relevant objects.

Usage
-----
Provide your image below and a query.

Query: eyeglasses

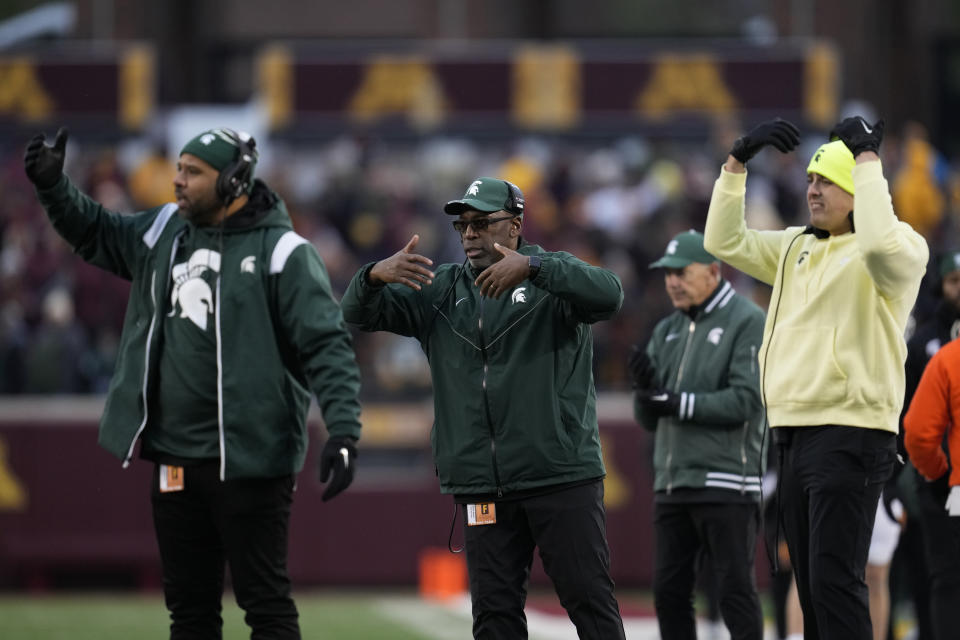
[452,214,517,234]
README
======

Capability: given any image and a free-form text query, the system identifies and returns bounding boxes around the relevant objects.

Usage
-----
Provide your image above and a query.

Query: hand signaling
[369,234,434,290]
[829,116,885,156]
[474,243,530,298]
[24,127,69,189]
[729,118,800,165]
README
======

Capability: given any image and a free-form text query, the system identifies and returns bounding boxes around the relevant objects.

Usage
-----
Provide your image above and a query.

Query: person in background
[704,115,928,639]
[341,177,626,640]
[631,229,766,640]
[902,251,960,640]
[24,126,363,639]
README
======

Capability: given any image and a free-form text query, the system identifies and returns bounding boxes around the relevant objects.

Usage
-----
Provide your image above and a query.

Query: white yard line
[377,594,780,640]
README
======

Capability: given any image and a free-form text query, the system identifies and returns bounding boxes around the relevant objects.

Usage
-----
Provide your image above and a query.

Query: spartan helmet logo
[467,180,482,196]
[511,287,527,304]
[169,249,222,331]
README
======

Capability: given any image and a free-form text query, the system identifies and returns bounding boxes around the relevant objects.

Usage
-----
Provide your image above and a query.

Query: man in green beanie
[24,127,363,639]
[704,116,928,639]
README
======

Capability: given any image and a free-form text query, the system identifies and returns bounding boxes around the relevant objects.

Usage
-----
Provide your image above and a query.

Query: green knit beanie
[180,128,253,174]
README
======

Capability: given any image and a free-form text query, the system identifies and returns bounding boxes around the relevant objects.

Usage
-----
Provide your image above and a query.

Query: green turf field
[0,592,474,640]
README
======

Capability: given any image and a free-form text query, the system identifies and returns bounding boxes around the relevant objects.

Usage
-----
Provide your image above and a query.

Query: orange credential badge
[159,465,185,493]
[466,502,496,526]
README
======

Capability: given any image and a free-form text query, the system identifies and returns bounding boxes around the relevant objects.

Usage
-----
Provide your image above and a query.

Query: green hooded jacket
[341,240,623,496]
[36,176,361,479]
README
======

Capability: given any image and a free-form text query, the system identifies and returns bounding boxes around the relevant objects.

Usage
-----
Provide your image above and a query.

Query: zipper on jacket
[665,320,697,493]
[739,420,749,495]
[215,274,226,481]
[124,269,160,467]
[124,231,183,468]
[477,296,503,497]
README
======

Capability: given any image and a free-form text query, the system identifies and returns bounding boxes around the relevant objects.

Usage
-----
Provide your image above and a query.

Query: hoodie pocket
[765,326,848,405]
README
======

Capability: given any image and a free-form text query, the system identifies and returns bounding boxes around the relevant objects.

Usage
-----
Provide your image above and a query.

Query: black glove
[829,116,884,156]
[627,345,656,389]
[318,436,357,502]
[24,127,69,189]
[730,118,801,164]
[638,389,680,417]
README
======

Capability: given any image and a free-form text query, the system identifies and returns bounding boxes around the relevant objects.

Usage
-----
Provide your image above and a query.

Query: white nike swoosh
[651,394,669,401]
[665,333,680,341]
[455,297,467,306]
[861,121,873,133]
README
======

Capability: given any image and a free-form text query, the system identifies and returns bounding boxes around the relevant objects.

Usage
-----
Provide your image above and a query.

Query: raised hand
[829,116,885,156]
[24,127,69,189]
[730,118,801,164]
[368,234,435,291]
[474,243,530,298]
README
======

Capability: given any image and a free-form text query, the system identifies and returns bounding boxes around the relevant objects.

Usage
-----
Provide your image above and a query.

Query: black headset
[502,180,525,216]
[215,128,259,205]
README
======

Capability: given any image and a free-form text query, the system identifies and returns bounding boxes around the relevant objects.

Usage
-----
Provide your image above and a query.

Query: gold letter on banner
[257,45,293,130]
[804,42,839,130]
[349,56,446,129]
[636,54,737,119]
[512,45,580,129]
[120,44,154,130]
[0,438,27,512]
[0,59,54,121]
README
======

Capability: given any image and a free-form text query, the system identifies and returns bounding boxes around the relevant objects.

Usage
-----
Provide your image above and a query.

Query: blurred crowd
[1,118,957,398]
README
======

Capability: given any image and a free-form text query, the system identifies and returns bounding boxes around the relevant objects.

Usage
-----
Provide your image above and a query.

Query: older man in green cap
[703,115,928,639]
[630,229,767,640]
[341,176,626,639]
[23,126,363,639]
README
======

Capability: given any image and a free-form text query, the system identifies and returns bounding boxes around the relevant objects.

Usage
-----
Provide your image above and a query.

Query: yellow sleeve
[854,161,929,300]
[704,166,784,286]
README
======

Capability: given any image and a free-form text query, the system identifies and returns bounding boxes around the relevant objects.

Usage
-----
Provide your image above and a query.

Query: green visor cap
[649,230,718,269]
[443,177,524,217]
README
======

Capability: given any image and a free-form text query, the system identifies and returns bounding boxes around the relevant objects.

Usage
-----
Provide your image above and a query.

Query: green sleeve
[684,306,764,425]
[530,251,623,324]
[340,263,427,338]
[276,244,362,440]
[36,175,162,280]
[852,161,929,300]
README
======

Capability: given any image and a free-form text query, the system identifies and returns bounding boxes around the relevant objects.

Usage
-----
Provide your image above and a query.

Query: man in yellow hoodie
[704,116,928,640]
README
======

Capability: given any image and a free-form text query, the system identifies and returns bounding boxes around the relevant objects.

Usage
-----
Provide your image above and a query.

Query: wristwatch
[528,255,541,280]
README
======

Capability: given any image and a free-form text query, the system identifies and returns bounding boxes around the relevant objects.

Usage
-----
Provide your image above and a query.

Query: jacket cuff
[359,262,386,291]
[717,165,748,192]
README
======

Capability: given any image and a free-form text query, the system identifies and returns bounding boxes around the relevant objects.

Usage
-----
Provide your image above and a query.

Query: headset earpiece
[215,129,258,205]
[502,180,525,216]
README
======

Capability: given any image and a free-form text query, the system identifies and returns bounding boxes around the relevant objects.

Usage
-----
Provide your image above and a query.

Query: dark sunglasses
[452,214,517,234]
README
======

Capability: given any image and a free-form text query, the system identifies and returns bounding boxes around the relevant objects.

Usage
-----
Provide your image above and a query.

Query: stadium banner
[257,41,839,135]
[0,43,155,131]
[0,397,676,589]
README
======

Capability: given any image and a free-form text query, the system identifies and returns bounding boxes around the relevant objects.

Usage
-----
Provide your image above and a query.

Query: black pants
[777,425,896,640]
[462,480,625,640]
[653,501,763,640]
[915,477,960,640]
[150,462,300,640]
